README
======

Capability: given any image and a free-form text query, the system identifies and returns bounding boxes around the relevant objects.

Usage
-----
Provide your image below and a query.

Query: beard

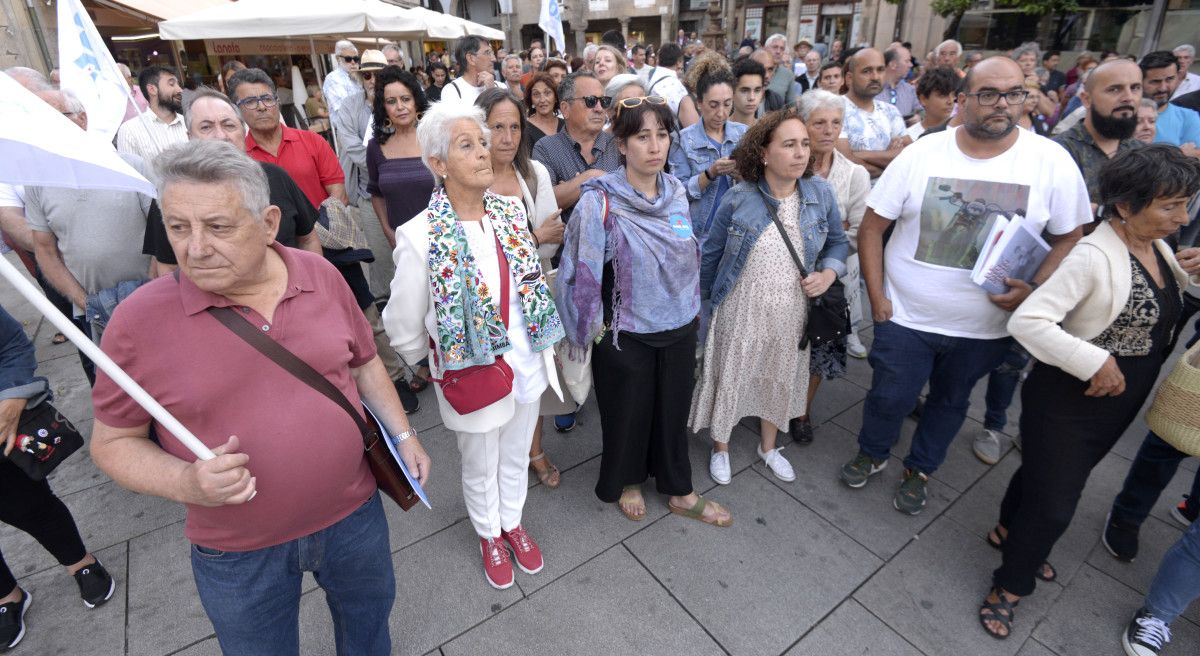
[160,95,184,114]
[963,110,1016,140]
[1091,106,1138,140]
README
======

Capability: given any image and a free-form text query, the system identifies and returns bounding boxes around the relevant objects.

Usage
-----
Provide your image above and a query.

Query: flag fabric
[539,0,566,54]
[497,0,513,14]
[0,73,155,197]
[57,0,136,142]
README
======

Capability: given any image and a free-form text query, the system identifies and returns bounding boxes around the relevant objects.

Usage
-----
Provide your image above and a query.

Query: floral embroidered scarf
[426,189,564,371]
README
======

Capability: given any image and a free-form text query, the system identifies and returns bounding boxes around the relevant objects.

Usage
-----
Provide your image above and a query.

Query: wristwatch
[393,428,417,443]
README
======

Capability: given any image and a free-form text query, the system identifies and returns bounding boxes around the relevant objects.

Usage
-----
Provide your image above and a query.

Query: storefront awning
[92,0,231,22]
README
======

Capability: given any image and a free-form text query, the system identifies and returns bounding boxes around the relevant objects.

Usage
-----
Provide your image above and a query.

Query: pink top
[92,244,378,551]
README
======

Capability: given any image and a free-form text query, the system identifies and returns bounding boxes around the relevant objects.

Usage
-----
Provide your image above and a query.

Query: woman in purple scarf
[555,97,732,527]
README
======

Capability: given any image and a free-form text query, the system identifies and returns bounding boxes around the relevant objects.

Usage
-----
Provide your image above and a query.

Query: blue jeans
[191,492,395,655]
[1145,515,1200,624]
[1111,431,1200,527]
[983,342,1030,432]
[858,321,1010,474]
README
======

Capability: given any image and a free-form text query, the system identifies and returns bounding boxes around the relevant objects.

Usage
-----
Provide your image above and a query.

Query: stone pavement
[1,253,1197,656]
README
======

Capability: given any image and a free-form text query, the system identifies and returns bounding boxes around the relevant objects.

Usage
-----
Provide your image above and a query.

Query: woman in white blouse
[382,101,564,591]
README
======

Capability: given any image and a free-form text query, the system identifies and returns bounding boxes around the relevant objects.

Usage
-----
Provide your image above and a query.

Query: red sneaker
[501,525,544,575]
[479,537,514,590]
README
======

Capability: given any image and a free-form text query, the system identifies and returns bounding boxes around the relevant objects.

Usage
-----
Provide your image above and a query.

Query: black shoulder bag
[761,190,851,351]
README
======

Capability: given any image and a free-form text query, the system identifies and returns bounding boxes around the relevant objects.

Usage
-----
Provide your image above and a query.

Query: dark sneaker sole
[1,590,32,651]
[893,497,926,515]
[840,460,887,489]
[1102,512,1137,563]
[83,576,116,609]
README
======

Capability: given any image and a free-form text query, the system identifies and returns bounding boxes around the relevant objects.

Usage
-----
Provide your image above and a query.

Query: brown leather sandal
[529,451,560,489]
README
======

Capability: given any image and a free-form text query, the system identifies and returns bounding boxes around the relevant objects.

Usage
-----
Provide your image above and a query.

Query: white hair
[59,88,85,115]
[1175,44,1195,57]
[604,73,644,99]
[334,39,356,55]
[416,102,490,184]
[4,66,50,92]
[155,141,270,219]
[936,39,963,57]
[796,88,844,121]
[765,34,787,48]
[583,43,599,60]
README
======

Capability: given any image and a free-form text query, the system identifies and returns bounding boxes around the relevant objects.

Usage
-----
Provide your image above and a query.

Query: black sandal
[979,587,1019,640]
[987,527,1057,582]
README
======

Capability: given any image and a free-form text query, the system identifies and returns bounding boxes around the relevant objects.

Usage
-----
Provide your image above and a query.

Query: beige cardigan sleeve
[381,223,432,367]
[1007,244,1113,382]
[843,163,870,248]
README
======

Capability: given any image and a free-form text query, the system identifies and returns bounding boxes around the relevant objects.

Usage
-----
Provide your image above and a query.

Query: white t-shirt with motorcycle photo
[867,126,1091,340]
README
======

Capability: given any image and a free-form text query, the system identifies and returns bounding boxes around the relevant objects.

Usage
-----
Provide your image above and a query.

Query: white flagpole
[0,256,215,462]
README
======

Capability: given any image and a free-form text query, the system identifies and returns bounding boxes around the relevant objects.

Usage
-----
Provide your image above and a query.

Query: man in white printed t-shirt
[837,48,910,179]
[839,57,1091,515]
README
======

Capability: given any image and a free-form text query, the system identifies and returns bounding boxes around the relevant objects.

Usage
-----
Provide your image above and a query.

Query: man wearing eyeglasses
[443,35,502,105]
[228,68,348,209]
[841,57,1090,516]
[322,40,362,123]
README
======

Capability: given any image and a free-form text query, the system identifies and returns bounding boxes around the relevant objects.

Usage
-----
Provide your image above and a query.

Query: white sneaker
[972,429,1002,465]
[758,445,796,482]
[846,333,868,359]
[709,449,731,485]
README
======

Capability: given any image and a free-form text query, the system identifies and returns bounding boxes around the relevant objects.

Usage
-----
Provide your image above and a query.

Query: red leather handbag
[429,234,515,415]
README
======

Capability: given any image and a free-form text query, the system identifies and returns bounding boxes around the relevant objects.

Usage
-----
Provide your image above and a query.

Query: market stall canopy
[158,0,502,41]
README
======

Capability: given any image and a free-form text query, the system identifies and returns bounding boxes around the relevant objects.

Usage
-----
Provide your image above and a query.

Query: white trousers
[456,400,540,539]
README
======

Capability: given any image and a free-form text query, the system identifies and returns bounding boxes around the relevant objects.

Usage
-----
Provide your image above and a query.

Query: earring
[382,118,395,135]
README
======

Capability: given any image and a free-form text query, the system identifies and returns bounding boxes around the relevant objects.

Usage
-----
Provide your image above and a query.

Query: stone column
[661,13,672,46]
[724,0,738,52]
[786,0,802,47]
[620,17,631,43]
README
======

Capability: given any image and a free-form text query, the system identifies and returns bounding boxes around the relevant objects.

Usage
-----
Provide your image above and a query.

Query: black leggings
[0,461,87,594]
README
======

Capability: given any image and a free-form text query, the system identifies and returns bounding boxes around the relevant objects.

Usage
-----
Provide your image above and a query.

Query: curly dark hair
[731,107,806,182]
[523,72,559,117]
[372,65,429,144]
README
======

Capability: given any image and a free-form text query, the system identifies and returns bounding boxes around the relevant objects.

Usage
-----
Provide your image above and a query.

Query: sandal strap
[671,496,708,519]
[529,452,547,463]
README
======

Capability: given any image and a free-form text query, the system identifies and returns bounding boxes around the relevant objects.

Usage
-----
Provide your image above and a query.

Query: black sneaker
[0,588,31,651]
[789,416,814,445]
[74,559,115,608]
[894,468,930,515]
[1103,511,1139,562]
[1123,608,1171,655]
[393,378,419,415]
[840,451,887,488]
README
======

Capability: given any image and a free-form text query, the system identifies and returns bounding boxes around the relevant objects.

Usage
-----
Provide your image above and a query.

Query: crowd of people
[2,26,1200,656]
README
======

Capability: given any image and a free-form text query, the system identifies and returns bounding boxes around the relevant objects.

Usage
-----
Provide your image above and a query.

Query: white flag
[539,0,566,54]
[57,0,136,142]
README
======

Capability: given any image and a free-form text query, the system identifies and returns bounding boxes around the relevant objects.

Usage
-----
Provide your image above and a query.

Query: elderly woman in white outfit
[383,101,565,591]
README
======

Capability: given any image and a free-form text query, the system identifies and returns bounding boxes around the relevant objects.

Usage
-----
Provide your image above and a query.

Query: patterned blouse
[1089,252,1181,358]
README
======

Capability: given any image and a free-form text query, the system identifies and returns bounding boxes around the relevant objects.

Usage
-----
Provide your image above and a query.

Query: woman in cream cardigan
[383,101,565,592]
[978,145,1200,640]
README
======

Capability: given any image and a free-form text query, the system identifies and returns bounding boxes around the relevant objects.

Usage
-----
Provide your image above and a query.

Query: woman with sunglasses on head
[523,72,564,149]
[690,109,848,486]
[476,88,569,489]
[556,96,732,527]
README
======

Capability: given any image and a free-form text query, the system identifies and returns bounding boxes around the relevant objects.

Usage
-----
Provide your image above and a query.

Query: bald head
[4,66,50,92]
[1084,58,1141,94]
[963,56,1024,94]
[1081,59,1141,139]
[846,48,882,71]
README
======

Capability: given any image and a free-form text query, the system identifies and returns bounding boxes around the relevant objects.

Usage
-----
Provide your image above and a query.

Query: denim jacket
[701,177,849,307]
[0,305,48,405]
[667,120,748,236]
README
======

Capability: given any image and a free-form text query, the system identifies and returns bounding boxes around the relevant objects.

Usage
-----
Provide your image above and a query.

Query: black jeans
[0,461,88,594]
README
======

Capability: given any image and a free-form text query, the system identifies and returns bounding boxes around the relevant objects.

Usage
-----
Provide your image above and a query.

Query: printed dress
[690,192,811,441]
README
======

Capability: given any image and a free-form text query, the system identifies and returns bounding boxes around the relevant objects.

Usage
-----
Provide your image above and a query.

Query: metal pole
[1139,0,1168,59]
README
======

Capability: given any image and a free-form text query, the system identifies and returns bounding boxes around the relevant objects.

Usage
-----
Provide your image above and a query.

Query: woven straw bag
[1146,341,1200,457]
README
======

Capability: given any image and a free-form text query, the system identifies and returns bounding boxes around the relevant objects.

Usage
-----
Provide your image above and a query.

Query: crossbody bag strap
[760,190,810,278]
[207,307,374,443]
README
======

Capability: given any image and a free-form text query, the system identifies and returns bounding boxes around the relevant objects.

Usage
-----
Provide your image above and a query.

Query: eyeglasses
[340,56,360,63]
[964,89,1030,106]
[615,95,667,116]
[572,95,612,109]
[235,94,278,109]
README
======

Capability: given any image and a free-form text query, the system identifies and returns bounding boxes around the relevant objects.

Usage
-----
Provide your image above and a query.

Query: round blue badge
[670,214,694,239]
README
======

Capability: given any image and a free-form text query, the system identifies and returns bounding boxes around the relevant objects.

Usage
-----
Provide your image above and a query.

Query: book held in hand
[970,214,1051,296]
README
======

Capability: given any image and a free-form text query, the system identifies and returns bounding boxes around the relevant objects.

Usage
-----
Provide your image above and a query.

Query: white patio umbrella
[393,7,505,40]
[0,72,219,466]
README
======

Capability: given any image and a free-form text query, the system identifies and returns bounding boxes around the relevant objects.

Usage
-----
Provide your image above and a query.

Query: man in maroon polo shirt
[227,68,348,208]
[89,141,430,655]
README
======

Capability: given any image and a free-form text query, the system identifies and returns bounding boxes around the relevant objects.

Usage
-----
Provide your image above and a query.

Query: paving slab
[686,421,767,498]
[762,420,954,560]
[1085,515,1199,625]
[1015,637,1059,655]
[125,522,215,656]
[41,349,93,425]
[169,637,222,656]
[10,541,126,656]
[380,423,471,553]
[1033,564,1200,656]
[808,375,869,427]
[784,599,926,656]
[854,516,1062,656]
[626,469,882,656]
[441,546,725,656]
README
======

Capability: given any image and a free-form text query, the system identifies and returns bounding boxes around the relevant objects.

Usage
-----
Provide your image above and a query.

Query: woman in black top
[523,72,563,150]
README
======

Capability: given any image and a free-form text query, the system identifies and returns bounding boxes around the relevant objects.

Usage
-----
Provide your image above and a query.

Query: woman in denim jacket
[689,109,849,486]
[667,58,748,240]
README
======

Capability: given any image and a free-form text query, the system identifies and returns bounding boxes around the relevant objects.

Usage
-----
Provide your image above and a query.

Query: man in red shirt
[91,141,430,654]
[227,68,348,208]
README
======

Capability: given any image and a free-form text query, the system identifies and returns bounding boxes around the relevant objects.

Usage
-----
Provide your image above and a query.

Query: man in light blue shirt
[1142,50,1200,150]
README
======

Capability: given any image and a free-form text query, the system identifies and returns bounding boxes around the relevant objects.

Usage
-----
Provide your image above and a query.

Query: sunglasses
[615,95,667,116]
[573,95,612,109]
[340,56,360,63]
[361,71,376,81]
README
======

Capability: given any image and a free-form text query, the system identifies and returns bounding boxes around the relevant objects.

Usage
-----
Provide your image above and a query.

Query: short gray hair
[796,88,845,121]
[154,141,269,219]
[4,66,50,92]
[334,39,356,56]
[60,88,85,115]
[416,102,489,183]
[1175,44,1196,58]
[454,35,488,72]
[1140,97,1158,110]
[559,70,597,102]
[503,54,522,67]
[765,33,787,48]
[583,43,599,60]
[1012,43,1039,62]
[183,86,245,132]
[605,73,644,99]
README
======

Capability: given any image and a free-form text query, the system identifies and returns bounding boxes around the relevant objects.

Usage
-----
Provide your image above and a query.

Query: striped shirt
[115,110,187,163]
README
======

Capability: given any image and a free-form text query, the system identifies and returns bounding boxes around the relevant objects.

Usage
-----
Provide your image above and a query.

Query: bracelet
[393,428,416,443]
[703,169,713,181]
